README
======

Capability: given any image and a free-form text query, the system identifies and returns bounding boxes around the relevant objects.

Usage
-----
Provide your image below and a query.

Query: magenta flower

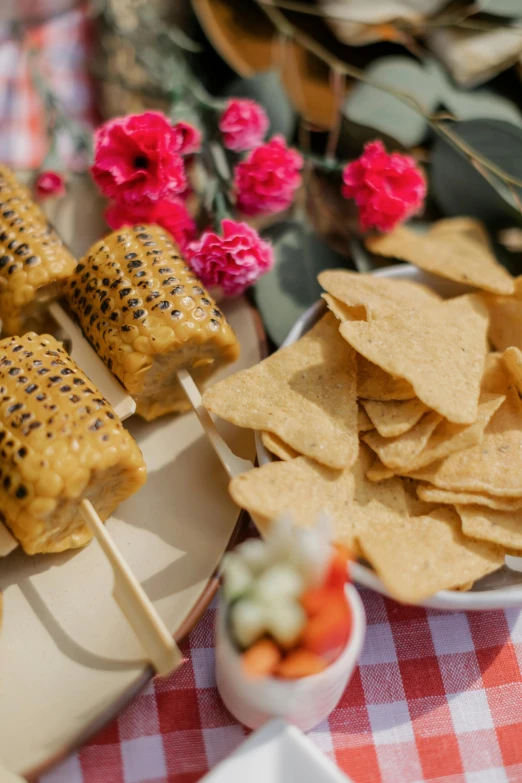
[105,198,196,251]
[342,140,426,233]
[91,111,187,205]
[187,219,274,296]
[34,171,65,199]
[173,121,202,155]
[219,98,269,152]
[233,135,303,216]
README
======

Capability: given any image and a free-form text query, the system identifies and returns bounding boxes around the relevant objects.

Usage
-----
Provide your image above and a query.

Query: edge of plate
[24,299,267,781]
[255,267,522,611]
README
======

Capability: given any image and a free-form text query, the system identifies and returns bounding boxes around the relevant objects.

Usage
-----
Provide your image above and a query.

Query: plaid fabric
[40,589,522,783]
[0,4,95,168]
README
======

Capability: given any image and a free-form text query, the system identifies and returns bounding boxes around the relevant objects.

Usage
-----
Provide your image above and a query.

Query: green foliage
[254,220,352,346]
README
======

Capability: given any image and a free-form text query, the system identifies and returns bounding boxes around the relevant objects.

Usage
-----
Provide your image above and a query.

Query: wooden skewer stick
[79,500,182,676]
[176,369,254,478]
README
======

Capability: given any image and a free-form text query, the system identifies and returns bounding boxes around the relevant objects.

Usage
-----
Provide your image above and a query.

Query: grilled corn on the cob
[0,332,146,555]
[65,224,240,420]
[0,164,76,336]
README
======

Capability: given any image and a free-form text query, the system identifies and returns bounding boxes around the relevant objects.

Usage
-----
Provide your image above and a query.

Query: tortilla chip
[318,269,440,320]
[417,484,522,511]
[358,407,374,433]
[261,432,298,461]
[408,356,522,496]
[357,355,416,401]
[402,478,441,517]
[366,219,514,295]
[340,295,488,424]
[363,411,443,471]
[361,398,429,438]
[229,445,408,555]
[457,505,522,550]
[366,457,395,482]
[503,346,522,395]
[322,293,365,322]
[483,279,522,352]
[358,508,503,604]
[203,314,358,470]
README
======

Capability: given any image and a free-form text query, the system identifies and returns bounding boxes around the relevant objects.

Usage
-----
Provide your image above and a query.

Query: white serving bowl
[215,584,366,732]
[257,264,522,611]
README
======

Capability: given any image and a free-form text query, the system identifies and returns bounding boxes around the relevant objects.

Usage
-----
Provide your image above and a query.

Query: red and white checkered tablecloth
[40,589,522,783]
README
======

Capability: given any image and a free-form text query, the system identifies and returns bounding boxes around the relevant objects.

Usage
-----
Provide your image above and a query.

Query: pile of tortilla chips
[203,218,522,604]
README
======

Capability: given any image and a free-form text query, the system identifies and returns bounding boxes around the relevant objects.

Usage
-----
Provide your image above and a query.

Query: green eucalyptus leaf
[254,220,352,346]
[431,119,522,229]
[343,56,440,147]
[223,72,296,141]
[476,0,522,16]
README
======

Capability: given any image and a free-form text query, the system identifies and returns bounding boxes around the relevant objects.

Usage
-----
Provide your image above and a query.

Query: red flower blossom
[187,219,274,296]
[342,140,426,233]
[34,171,65,199]
[234,135,303,216]
[173,121,201,155]
[219,98,269,152]
[105,198,196,251]
[91,111,187,205]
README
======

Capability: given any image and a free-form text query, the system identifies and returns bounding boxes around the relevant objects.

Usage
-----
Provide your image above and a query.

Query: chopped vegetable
[241,639,281,678]
[230,598,267,649]
[276,649,327,679]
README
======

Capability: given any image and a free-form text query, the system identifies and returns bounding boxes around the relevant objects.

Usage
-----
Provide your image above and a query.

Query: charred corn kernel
[65,224,240,420]
[0,332,147,555]
[0,165,77,336]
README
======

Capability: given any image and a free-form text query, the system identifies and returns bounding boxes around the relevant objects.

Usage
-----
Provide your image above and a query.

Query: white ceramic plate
[257,264,522,611]
[0,297,265,779]
[201,718,353,783]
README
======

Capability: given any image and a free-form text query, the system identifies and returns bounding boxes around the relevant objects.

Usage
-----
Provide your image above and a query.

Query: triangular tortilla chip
[366,456,395,482]
[319,269,440,320]
[203,314,358,469]
[340,295,488,424]
[361,398,429,438]
[261,432,298,462]
[401,478,441,517]
[322,293,366,322]
[365,393,504,472]
[408,355,522,496]
[457,505,522,550]
[366,219,514,295]
[229,445,408,555]
[357,407,374,432]
[482,277,522,352]
[357,355,416,401]
[417,485,522,511]
[363,411,443,471]
[358,508,503,604]
[503,346,522,395]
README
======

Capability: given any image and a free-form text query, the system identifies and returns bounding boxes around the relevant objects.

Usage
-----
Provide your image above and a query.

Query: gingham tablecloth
[40,589,522,783]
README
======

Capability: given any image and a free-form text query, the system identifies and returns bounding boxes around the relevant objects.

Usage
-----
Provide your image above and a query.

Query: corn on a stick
[0,332,146,555]
[65,225,240,421]
[0,164,76,336]
[0,331,181,673]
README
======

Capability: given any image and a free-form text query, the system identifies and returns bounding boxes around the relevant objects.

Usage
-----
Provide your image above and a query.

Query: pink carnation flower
[91,111,187,205]
[187,219,274,296]
[342,140,426,233]
[219,98,269,152]
[234,135,303,216]
[105,197,196,251]
[173,121,201,155]
[35,171,65,199]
